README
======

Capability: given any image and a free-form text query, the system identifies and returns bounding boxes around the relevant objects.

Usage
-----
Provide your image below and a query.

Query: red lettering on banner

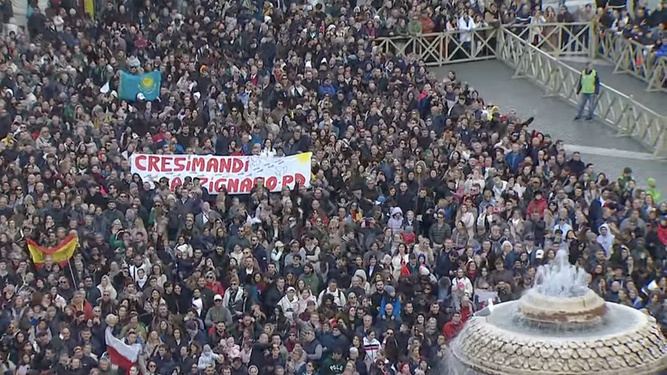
[266,177,277,190]
[148,156,159,172]
[135,155,147,171]
[227,178,239,193]
[213,178,225,192]
[173,157,186,172]
[219,158,231,173]
[192,157,205,172]
[232,159,245,173]
[206,158,218,173]
[133,153,312,194]
[170,177,182,189]
[240,178,253,193]
[160,157,172,172]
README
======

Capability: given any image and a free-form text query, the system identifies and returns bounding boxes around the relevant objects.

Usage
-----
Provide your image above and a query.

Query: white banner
[129,153,312,194]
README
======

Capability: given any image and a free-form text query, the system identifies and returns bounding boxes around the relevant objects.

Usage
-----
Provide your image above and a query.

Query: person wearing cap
[526,189,547,218]
[378,285,401,320]
[271,241,286,272]
[197,344,219,370]
[278,286,300,322]
[320,346,346,375]
[205,294,234,328]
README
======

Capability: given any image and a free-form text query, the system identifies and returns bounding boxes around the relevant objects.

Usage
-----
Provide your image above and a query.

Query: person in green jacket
[408,15,422,35]
[647,178,662,202]
[299,263,321,293]
[320,347,346,375]
[109,219,126,252]
[574,62,600,120]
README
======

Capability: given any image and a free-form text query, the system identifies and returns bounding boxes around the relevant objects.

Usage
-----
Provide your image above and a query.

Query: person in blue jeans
[574,62,600,120]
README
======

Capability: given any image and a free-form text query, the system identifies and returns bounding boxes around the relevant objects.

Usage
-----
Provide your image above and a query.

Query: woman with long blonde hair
[143,330,163,357]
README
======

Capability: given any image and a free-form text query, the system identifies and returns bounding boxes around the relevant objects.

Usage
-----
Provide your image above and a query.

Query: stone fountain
[447,250,667,375]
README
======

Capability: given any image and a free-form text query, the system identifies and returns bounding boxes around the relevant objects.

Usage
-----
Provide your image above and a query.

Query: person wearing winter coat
[386,207,404,235]
[278,287,300,322]
[596,224,615,258]
[378,285,402,320]
[205,294,234,328]
[197,344,219,369]
[526,190,547,219]
[451,268,473,310]
[222,278,247,320]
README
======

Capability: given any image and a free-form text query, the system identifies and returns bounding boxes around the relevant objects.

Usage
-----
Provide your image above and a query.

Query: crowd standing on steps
[0,0,666,374]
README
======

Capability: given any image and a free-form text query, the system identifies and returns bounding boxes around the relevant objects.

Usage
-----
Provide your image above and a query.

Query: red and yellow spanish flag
[27,234,78,268]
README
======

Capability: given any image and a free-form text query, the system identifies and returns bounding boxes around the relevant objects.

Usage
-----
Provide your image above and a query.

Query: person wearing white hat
[204,294,233,328]
[271,241,286,272]
[277,286,300,322]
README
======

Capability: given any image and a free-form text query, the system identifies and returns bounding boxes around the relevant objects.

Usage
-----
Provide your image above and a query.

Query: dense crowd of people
[0,0,666,375]
[598,0,666,82]
[599,1,665,48]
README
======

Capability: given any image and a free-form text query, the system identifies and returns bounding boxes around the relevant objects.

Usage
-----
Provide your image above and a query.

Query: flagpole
[67,233,79,286]
[68,257,77,287]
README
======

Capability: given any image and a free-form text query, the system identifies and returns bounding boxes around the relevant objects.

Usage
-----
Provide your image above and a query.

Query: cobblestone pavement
[562,58,667,115]
[434,61,667,193]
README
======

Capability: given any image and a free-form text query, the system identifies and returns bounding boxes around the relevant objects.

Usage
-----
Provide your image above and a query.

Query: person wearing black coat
[249,334,271,369]
[261,345,286,375]
[231,357,248,375]
[262,279,286,314]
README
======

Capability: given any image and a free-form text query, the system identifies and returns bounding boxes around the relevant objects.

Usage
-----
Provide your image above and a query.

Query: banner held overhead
[130,153,312,194]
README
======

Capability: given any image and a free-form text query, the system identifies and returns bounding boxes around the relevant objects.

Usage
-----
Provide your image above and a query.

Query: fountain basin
[450,300,667,375]
[518,289,606,328]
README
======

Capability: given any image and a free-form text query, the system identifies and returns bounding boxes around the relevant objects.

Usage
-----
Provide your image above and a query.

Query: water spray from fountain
[533,249,590,298]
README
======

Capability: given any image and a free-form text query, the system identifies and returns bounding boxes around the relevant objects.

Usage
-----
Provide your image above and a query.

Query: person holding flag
[104,314,143,373]
[27,231,78,268]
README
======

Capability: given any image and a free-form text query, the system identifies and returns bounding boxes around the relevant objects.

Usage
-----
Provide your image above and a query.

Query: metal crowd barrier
[597,29,667,93]
[373,28,499,67]
[373,23,594,65]
[496,30,667,157]
[506,22,596,59]
[373,23,667,157]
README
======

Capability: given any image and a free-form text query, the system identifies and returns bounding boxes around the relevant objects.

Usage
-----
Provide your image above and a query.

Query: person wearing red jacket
[205,272,225,296]
[657,217,667,247]
[442,311,464,341]
[70,290,94,320]
[526,190,547,219]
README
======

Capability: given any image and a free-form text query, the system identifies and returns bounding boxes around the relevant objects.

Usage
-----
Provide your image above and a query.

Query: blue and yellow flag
[118,71,162,101]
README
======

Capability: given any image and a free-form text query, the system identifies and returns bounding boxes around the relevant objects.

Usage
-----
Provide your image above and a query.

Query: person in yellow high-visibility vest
[574,62,600,121]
